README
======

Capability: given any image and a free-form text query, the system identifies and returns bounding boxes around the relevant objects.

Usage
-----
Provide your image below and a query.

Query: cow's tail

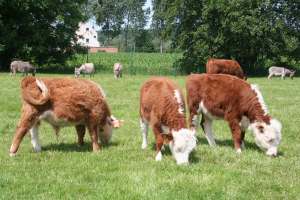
[21,77,50,105]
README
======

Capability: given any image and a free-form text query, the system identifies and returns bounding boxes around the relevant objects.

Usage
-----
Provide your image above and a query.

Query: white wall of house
[76,21,100,47]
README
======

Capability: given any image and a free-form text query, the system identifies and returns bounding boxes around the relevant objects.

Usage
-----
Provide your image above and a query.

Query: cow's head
[290,70,296,79]
[250,119,281,156]
[74,67,80,78]
[98,116,124,145]
[169,128,197,165]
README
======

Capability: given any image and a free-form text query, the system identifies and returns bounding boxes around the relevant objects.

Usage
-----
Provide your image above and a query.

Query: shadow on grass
[42,141,119,153]
[196,136,261,152]
[150,142,201,164]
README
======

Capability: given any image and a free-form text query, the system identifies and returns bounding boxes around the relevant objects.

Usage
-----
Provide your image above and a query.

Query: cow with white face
[186,74,282,156]
[75,63,95,78]
[9,77,123,156]
[140,77,197,165]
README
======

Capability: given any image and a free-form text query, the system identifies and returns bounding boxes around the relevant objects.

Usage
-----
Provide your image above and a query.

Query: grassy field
[0,73,299,199]
[63,52,181,75]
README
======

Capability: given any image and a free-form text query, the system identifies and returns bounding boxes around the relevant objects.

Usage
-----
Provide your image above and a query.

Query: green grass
[0,73,299,199]
[62,52,181,75]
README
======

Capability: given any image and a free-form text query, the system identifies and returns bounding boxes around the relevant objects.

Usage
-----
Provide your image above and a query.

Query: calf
[268,66,296,79]
[140,77,197,165]
[186,74,281,156]
[113,63,122,79]
[9,77,122,156]
[206,58,246,79]
[10,60,36,76]
[75,63,95,78]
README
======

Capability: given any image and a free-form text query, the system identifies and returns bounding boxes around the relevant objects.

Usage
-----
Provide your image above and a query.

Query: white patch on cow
[39,110,81,127]
[155,151,162,161]
[236,148,242,154]
[202,117,216,146]
[161,125,170,134]
[170,128,197,165]
[36,79,48,97]
[198,101,219,120]
[97,85,106,98]
[30,124,41,152]
[191,115,199,127]
[174,90,184,114]
[239,116,250,131]
[251,84,268,115]
[140,119,149,149]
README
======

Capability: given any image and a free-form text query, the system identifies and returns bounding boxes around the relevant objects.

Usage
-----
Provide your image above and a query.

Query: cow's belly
[198,101,222,120]
[273,72,283,76]
[39,110,83,127]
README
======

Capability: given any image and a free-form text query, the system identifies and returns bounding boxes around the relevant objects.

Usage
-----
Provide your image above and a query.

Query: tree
[157,0,300,74]
[93,0,124,46]
[0,0,88,70]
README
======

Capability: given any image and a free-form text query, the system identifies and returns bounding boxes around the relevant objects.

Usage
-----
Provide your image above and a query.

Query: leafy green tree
[0,0,88,70]
[157,0,300,74]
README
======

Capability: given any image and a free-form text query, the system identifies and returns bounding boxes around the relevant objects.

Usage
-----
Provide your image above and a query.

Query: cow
[140,77,197,165]
[268,66,296,80]
[186,74,282,156]
[10,60,36,76]
[9,76,123,156]
[113,63,122,79]
[75,63,95,78]
[206,58,246,79]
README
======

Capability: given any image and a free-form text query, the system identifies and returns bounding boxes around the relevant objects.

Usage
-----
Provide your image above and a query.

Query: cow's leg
[281,73,285,80]
[87,124,100,152]
[152,123,164,161]
[140,118,149,149]
[30,122,42,152]
[241,130,245,149]
[76,125,86,146]
[201,116,216,146]
[190,107,199,129]
[10,105,38,156]
[228,120,243,153]
[268,73,273,79]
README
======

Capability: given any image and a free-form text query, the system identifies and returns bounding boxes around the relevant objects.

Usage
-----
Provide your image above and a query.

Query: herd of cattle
[8,58,289,165]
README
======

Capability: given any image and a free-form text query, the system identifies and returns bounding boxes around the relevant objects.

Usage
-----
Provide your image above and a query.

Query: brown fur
[140,77,187,154]
[10,76,116,155]
[206,58,246,79]
[186,74,270,150]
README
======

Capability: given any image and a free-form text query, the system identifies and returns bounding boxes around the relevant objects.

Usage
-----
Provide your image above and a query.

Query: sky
[144,0,153,28]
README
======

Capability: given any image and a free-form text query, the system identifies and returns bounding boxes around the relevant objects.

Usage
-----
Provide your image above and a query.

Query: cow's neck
[246,99,270,124]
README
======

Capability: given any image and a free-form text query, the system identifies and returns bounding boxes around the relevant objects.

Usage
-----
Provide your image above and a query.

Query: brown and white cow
[186,74,281,156]
[140,77,197,164]
[206,58,246,79]
[9,76,123,156]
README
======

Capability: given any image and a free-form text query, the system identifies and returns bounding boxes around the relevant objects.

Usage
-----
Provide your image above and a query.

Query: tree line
[0,0,299,75]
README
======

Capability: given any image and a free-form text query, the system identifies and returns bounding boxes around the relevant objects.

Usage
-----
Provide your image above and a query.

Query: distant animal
[10,60,36,76]
[140,77,197,165]
[74,63,95,78]
[113,63,122,79]
[206,58,246,79]
[186,74,282,156]
[9,77,123,156]
[268,66,296,79]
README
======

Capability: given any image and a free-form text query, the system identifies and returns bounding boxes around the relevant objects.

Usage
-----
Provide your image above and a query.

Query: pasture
[0,73,299,199]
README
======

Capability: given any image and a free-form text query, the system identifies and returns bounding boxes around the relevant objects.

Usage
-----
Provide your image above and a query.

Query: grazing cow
[113,63,122,79]
[268,66,296,79]
[9,77,123,156]
[206,58,246,79]
[140,77,197,165]
[75,63,95,78]
[186,74,282,156]
[10,60,36,76]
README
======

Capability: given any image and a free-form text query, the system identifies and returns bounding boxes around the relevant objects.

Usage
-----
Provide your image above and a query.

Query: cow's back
[140,77,182,120]
[206,59,245,79]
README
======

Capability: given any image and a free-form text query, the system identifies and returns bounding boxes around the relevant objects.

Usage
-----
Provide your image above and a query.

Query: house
[76,21,118,53]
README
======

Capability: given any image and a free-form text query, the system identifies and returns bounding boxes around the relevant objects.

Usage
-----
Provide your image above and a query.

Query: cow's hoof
[155,151,162,161]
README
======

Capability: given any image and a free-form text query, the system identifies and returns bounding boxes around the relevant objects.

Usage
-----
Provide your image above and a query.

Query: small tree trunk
[160,38,163,53]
